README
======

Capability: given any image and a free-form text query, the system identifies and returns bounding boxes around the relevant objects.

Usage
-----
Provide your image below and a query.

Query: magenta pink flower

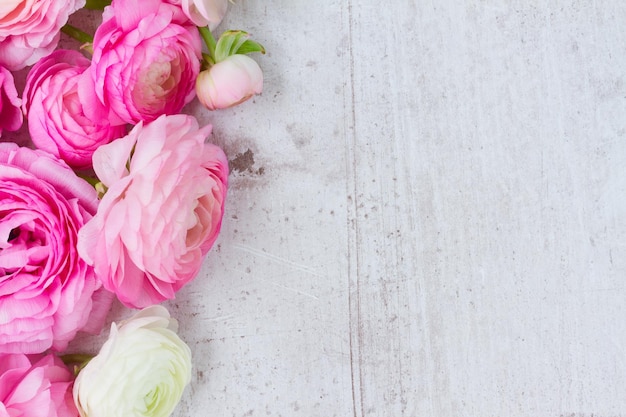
[79,0,201,126]
[0,0,85,71]
[23,50,127,170]
[0,143,111,354]
[196,54,263,111]
[0,353,78,417]
[78,114,228,309]
[0,66,22,137]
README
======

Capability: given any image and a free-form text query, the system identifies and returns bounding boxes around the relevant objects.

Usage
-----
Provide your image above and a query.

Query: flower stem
[78,174,100,188]
[60,354,94,375]
[198,26,217,64]
[61,24,94,44]
[60,353,93,364]
[84,0,111,9]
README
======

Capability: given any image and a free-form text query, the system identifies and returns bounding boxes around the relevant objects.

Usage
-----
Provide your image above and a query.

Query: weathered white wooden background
[67,1,626,416]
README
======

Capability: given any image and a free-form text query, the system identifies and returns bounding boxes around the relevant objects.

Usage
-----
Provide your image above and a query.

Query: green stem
[61,24,94,44]
[198,26,217,64]
[202,52,215,68]
[78,174,100,188]
[60,353,93,364]
[84,0,112,9]
[60,354,94,376]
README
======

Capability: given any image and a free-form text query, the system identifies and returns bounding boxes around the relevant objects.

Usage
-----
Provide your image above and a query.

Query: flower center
[7,228,19,241]
[0,218,48,277]
[132,56,183,115]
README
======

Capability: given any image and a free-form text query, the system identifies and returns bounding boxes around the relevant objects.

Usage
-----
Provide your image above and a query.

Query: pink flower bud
[196,54,263,111]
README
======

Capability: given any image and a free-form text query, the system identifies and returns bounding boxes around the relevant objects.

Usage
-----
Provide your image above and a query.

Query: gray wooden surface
[74,1,626,416]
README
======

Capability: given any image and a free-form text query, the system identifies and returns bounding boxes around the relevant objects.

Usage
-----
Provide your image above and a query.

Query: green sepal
[236,39,266,55]
[202,28,266,66]
[214,30,250,62]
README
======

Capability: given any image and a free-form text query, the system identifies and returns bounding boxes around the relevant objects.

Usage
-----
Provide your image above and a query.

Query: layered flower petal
[0,0,85,71]
[0,66,22,136]
[81,0,201,126]
[0,143,110,354]
[175,0,229,29]
[78,114,228,308]
[0,353,78,417]
[23,50,127,170]
[73,306,192,417]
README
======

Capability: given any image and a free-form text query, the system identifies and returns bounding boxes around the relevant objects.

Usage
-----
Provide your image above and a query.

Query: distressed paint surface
[67,1,626,416]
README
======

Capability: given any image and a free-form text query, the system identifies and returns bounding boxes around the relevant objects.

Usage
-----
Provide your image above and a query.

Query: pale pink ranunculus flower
[0,143,112,354]
[176,0,229,29]
[0,0,85,71]
[0,65,22,137]
[196,54,263,110]
[23,50,127,170]
[77,114,228,309]
[0,353,79,417]
[78,0,201,126]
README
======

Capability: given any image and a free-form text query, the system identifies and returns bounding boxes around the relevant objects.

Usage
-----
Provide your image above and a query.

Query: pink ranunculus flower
[0,353,79,417]
[23,50,127,170]
[77,114,228,309]
[0,0,85,71]
[0,66,22,137]
[78,0,201,126]
[196,54,263,110]
[0,143,112,354]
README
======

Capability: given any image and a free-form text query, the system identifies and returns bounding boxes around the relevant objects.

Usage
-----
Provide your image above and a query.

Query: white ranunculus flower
[73,306,192,417]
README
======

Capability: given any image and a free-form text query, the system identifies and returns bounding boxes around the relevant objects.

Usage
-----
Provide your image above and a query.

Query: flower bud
[196,54,263,110]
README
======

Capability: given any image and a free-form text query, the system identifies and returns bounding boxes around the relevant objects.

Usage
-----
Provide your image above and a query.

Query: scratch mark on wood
[204,314,236,322]
[344,1,364,417]
[232,243,324,278]
[254,276,319,301]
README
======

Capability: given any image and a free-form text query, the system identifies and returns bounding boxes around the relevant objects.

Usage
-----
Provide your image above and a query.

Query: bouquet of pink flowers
[0,0,264,415]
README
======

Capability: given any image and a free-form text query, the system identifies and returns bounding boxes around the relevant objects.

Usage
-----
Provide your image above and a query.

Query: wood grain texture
[342,1,626,416]
[62,1,626,416]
